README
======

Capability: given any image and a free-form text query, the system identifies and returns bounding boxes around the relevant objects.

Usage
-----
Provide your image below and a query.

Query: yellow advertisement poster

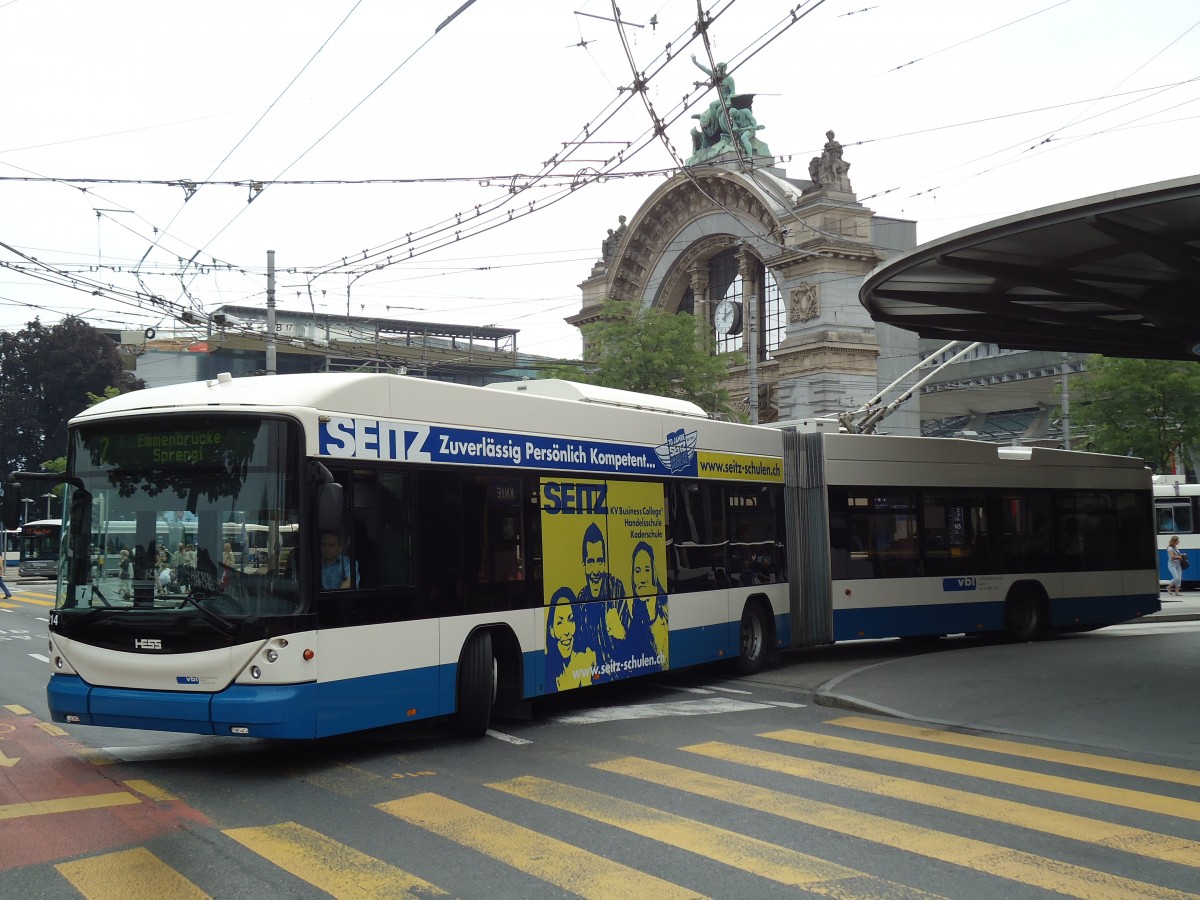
[541,478,669,692]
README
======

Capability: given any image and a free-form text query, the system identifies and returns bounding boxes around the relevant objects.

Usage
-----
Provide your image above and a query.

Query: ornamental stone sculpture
[685,55,771,166]
[813,130,852,192]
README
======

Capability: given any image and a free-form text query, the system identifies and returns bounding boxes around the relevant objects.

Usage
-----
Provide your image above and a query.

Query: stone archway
[605,171,783,311]
[571,158,921,430]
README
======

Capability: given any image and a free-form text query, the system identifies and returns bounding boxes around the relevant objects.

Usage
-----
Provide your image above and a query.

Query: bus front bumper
[48,674,320,739]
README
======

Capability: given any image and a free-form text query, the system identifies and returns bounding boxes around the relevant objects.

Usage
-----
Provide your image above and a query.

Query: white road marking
[28,653,49,662]
[486,729,531,745]
[554,697,772,724]
[1104,620,1200,636]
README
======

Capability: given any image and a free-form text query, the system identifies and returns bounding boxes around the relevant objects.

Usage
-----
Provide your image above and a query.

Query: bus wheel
[1004,589,1045,642]
[738,604,769,675]
[451,630,495,737]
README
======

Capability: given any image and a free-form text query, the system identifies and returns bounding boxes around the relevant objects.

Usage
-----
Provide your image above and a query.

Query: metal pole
[1061,352,1071,450]
[266,250,277,376]
[739,247,759,425]
[748,292,759,425]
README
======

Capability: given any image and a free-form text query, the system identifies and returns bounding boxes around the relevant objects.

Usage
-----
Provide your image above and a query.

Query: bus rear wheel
[1004,589,1045,642]
[738,604,769,675]
[451,630,495,737]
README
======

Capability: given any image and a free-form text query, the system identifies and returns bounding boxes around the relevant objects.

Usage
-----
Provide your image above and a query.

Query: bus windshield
[61,415,302,618]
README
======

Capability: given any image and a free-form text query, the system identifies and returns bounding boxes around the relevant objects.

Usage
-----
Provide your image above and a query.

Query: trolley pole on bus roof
[266,250,277,376]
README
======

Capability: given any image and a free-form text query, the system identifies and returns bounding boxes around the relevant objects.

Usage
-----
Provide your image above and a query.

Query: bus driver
[319,531,359,590]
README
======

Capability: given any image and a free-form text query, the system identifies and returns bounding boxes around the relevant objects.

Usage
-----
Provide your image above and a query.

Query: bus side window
[727,485,782,585]
[667,481,727,592]
[852,492,917,578]
[376,473,414,587]
[1158,503,1191,534]
[921,492,989,576]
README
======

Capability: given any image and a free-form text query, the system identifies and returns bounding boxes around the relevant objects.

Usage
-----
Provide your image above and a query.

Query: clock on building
[714,297,743,335]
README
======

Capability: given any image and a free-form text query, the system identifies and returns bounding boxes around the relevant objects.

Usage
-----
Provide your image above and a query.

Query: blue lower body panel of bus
[833,592,1158,641]
[1158,549,1196,587]
[50,667,455,740]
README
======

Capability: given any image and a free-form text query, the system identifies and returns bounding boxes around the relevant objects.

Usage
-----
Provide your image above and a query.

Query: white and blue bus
[3,527,18,566]
[3,372,1157,740]
[1153,475,1199,589]
[18,518,62,578]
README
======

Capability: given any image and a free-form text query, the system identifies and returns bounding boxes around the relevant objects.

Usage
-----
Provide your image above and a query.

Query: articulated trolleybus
[6,372,1157,740]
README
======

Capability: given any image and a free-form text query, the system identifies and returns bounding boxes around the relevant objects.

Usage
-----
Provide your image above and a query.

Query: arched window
[708,248,783,360]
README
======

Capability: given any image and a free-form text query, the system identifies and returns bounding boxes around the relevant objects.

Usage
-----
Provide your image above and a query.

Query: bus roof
[484,379,708,418]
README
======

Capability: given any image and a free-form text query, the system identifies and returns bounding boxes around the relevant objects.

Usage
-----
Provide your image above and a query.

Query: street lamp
[20,498,33,524]
[42,492,56,519]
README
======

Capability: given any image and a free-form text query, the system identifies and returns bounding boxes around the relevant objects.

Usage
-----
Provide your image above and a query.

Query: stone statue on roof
[600,215,628,265]
[685,55,771,167]
[814,130,852,192]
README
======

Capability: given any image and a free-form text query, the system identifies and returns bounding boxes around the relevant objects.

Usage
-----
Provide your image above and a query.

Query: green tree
[1073,355,1200,472]
[541,300,737,417]
[0,317,143,478]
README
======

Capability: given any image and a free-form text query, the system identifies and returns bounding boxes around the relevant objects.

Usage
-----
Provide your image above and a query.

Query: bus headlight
[265,649,278,663]
[250,665,261,680]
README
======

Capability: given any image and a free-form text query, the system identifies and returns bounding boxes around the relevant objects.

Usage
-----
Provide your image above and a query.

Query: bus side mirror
[68,488,93,541]
[316,483,344,534]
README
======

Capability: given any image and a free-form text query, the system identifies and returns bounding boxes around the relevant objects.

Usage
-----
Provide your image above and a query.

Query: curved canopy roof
[859,175,1200,360]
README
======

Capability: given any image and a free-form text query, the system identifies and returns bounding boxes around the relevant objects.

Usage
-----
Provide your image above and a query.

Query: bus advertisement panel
[541,478,668,692]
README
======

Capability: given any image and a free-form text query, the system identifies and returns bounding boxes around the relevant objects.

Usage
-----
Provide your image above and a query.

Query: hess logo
[134,638,163,650]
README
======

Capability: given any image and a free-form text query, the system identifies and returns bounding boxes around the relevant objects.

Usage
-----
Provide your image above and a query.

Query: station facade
[571,143,921,433]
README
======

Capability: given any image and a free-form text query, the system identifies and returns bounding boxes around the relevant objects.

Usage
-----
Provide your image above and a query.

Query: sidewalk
[1148,589,1200,622]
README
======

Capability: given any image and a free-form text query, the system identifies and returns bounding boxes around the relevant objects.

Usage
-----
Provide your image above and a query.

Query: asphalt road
[753,592,1200,764]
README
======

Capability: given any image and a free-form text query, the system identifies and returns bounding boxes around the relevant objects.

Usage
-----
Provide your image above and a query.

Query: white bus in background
[18,518,62,578]
[1152,475,1199,589]
[3,527,18,566]
[4,372,1157,741]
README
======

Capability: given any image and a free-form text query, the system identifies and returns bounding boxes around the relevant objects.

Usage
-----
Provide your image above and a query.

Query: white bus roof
[74,373,711,420]
[484,379,709,418]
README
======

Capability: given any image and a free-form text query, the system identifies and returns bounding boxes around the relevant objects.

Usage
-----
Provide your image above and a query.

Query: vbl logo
[942,577,977,592]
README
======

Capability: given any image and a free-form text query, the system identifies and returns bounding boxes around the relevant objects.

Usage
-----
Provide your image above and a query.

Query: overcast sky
[2,0,1197,361]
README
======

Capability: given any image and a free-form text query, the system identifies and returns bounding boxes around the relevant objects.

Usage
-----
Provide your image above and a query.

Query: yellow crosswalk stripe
[224,821,445,899]
[5,594,54,607]
[602,754,1196,899]
[124,779,177,802]
[0,791,141,821]
[764,728,1200,821]
[56,847,208,899]
[683,740,1200,868]
[379,792,703,899]
[828,716,1200,788]
[488,777,946,899]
